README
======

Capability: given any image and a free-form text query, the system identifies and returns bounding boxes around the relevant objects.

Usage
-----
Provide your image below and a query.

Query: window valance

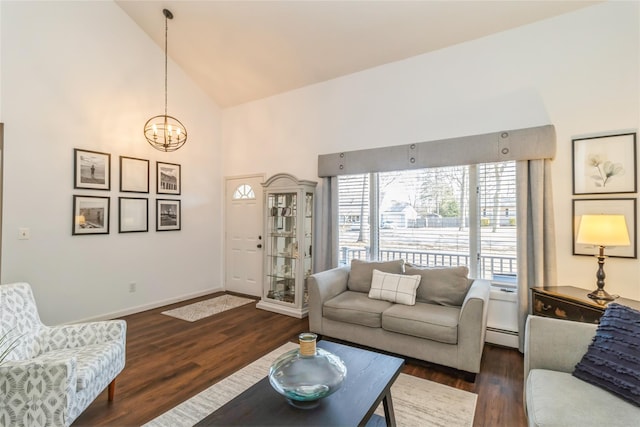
[317,124,555,177]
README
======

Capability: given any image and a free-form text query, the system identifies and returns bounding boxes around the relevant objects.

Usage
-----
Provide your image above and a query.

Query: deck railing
[339,247,516,277]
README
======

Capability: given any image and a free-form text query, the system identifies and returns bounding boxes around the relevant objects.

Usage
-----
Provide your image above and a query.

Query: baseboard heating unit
[486,326,519,348]
[486,284,519,348]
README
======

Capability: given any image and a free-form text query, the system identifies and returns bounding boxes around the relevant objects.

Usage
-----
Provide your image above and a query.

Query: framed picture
[572,198,637,258]
[119,197,148,233]
[73,195,110,235]
[157,162,181,195]
[120,156,149,193]
[74,149,111,190]
[572,132,637,195]
[156,199,181,231]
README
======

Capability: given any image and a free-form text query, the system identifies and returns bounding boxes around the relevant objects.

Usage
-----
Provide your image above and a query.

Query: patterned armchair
[0,283,126,426]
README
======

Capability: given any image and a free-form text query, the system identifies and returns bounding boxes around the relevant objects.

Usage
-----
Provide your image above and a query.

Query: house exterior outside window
[337,161,517,281]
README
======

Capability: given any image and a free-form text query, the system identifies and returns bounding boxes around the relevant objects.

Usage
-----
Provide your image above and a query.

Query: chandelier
[144,9,187,152]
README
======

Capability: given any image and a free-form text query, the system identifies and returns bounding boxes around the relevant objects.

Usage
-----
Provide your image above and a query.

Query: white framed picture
[119,197,148,233]
[120,156,149,193]
[572,133,636,195]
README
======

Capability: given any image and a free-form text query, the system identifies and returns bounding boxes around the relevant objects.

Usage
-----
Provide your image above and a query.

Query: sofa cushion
[323,291,393,328]
[368,269,421,306]
[381,302,460,344]
[527,369,640,427]
[347,259,405,293]
[405,265,470,306]
[572,303,640,407]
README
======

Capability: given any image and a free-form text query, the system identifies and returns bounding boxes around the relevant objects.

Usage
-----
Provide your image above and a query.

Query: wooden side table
[531,286,640,324]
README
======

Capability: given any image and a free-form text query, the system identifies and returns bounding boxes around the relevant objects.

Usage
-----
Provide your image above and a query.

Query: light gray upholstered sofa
[524,315,640,427]
[308,260,490,378]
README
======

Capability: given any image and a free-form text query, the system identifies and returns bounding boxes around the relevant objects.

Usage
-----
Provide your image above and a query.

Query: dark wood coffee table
[195,340,405,426]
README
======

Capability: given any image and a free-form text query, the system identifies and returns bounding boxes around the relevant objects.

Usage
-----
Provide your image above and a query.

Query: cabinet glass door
[302,192,313,305]
[267,192,297,304]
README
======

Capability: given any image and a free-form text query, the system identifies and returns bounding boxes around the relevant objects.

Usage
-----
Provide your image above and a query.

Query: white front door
[225,175,264,297]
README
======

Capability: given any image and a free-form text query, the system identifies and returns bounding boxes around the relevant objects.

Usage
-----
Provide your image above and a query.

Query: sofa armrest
[524,315,596,378]
[308,266,350,333]
[40,320,127,352]
[0,358,76,426]
[457,279,491,373]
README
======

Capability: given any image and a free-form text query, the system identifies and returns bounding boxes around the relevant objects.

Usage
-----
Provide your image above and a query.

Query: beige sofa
[308,260,490,379]
[524,315,640,427]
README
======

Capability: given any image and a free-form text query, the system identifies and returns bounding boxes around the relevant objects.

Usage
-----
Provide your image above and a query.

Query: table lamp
[576,214,630,301]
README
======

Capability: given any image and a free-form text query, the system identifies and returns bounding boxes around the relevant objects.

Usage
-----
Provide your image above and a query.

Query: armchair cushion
[527,368,639,427]
[36,341,123,390]
[572,303,640,407]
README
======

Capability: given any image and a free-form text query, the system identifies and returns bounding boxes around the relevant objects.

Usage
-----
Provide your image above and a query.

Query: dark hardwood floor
[74,292,526,426]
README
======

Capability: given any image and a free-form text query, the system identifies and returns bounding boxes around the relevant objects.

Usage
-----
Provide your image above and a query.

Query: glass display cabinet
[257,173,316,318]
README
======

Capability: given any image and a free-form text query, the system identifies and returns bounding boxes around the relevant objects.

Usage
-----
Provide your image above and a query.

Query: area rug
[144,342,477,427]
[160,294,255,322]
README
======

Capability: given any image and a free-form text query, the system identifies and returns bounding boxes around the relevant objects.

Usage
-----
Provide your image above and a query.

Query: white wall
[223,2,640,300]
[1,1,224,324]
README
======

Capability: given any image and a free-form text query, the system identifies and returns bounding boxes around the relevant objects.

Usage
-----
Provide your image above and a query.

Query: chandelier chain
[164,12,168,117]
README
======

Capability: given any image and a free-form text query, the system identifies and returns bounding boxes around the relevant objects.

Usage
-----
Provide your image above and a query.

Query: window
[337,161,517,280]
[232,184,256,200]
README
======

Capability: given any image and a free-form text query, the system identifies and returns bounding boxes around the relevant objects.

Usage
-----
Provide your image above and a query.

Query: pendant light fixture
[144,9,187,152]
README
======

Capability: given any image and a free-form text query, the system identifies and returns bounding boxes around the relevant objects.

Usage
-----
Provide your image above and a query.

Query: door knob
[257,244,262,249]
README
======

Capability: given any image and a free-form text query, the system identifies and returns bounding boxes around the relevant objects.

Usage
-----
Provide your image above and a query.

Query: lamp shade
[576,214,630,247]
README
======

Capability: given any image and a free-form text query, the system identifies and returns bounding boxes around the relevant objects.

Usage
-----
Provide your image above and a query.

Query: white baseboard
[486,327,519,348]
[256,300,308,318]
[70,286,225,324]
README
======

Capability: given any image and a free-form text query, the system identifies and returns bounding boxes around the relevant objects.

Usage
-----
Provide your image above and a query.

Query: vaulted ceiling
[116,1,599,108]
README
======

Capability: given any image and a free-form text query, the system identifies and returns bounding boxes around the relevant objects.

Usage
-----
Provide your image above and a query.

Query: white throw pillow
[368,269,421,306]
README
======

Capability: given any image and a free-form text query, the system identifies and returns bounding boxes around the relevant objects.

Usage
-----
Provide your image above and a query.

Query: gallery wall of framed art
[72,148,182,235]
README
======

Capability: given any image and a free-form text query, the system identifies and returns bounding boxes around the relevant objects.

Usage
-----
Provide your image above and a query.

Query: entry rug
[161,294,255,322]
[144,342,477,427]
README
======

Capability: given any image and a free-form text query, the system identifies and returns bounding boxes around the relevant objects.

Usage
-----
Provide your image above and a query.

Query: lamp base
[588,288,619,302]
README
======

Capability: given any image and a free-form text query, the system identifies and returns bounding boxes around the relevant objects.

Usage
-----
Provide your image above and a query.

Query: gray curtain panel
[516,159,558,352]
[314,177,339,272]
